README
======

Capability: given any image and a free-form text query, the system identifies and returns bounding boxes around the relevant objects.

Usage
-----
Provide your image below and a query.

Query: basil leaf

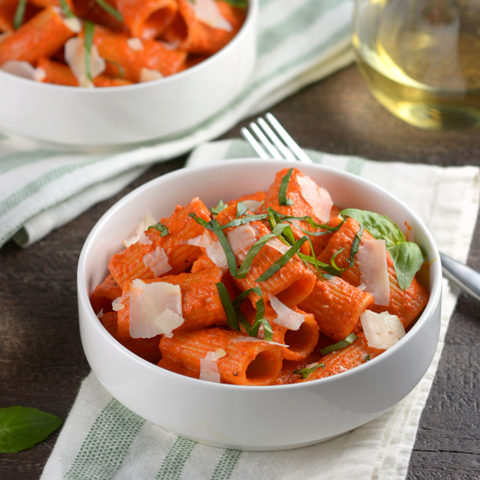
[340,208,405,249]
[348,223,363,266]
[294,363,325,379]
[106,59,125,78]
[84,21,95,83]
[95,0,123,22]
[389,242,424,290]
[279,168,294,206]
[211,199,227,215]
[59,0,75,17]
[147,222,168,236]
[0,406,62,453]
[13,0,27,29]
[222,0,248,8]
[256,235,308,282]
[320,333,357,356]
[235,223,291,279]
[216,282,239,331]
[364,354,371,362]
[221,213,267,229]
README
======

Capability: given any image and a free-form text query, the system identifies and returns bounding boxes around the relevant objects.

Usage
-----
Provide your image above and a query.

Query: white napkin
[0,0,354,248]
[40,140,480,480]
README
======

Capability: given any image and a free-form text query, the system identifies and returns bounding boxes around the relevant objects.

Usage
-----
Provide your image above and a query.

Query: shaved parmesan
[96,308,104,319]
[199,348,226,383]
[127,37,143,51]
[112,296,125,311]
[0,61,45,81]
[192,0,232,31]
[267,237,290,255]
[227,224,257,256]
[64,37,106,87]
[123,213,156,247]
[242,199,264,212]
[360,310,405,349]
[129,279,183,338]
[143,247,171,276]
[63,16,82,33]
[357,238,390,306]
[269,295,305,330]
[187,231,228,269]
[296,174,333,222]
[140,67,163,82]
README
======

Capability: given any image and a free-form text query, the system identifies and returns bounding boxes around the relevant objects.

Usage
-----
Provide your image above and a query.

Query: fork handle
[440,252,480,302]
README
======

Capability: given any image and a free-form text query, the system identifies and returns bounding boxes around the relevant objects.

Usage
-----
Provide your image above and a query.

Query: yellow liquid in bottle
[353,0,480,130]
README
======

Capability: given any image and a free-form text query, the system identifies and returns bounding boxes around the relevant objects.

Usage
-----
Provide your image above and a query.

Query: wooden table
[1,64,479,479]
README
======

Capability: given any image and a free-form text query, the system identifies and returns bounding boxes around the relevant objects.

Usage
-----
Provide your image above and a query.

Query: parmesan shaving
[127,37,143,51]
[140,67,163,82]
[357,238,390,306]
[296,174,333,222]
[187,232,228,270]
[231,336,288,348]
[96,308,104,319]
[34,67,46,82]
[266,237,290,255]
[269,295,305,331]
[112,297,124,311]
[142,247,171,276]
[129,279,183,338]
[64,37,106,88]
[191,0,232,31]
[123,213,157,247]
[226,224,257,256]
[0,61,41,80]
[199,348,226,383]
[360,310,405,350]
[242,199,264,212]
[63,16,82,33]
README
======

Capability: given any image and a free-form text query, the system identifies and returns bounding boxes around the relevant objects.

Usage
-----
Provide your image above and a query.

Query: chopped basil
[216,282,239,331]
[364,354,371,362]
[279,168,294,206]
[13,0,27,29]
[329,248,345,271]
[340,208,424,290]
[95,0,123,22]
[59,0,75,18]
[256,235,308,282]
[106,59,125,78]
[0,406,62,453]
[147,223,168,236]
[189,214,238,276]
[221,213,267,229]
[294,363,325,379]
[211,199,227,215]
[83,21,95,83]
[222,0,248,7]
[320,333,357,356]
[348,223,363,267]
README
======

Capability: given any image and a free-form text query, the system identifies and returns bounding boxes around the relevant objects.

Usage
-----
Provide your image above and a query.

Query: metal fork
[241,112,480,302]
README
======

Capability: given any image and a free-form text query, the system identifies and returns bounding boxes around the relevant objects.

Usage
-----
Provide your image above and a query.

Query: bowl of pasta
[0,0,256,147]
[77,159,442,450]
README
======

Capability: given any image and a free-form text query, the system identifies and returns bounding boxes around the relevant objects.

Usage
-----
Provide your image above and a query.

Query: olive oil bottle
[352,0,480,130]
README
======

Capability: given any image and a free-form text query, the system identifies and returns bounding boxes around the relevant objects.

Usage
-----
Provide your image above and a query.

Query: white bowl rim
[78,157,442,392]
[0,0,258,93]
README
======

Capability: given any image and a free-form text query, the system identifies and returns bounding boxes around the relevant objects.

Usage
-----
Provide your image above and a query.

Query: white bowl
[0,2,257,148]
[77,159,442,450]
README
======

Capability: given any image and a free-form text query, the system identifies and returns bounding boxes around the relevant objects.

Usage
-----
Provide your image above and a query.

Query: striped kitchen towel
[40,140,480,480]
[0,0,354,249]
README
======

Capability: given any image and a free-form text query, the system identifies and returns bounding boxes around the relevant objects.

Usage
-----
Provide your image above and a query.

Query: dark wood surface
[1,64,479,479]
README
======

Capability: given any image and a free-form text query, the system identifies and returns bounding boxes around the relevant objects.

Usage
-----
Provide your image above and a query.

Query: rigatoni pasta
[0,0,247,87]
[91,167,430,386]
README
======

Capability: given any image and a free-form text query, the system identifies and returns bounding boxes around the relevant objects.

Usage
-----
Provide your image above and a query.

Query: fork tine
[249,122,283,159]
[265,112,313,163]
[257,117,296,162]
[241,127,269,158]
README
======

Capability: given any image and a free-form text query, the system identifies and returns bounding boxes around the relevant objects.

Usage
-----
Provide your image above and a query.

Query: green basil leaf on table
[0,406,62,453]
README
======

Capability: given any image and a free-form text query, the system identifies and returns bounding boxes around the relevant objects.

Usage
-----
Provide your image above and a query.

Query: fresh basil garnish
[59,0,75,19]
[294,362,325,379]
[0,406,62,453]
[320,333,357,356]
[216,281,239,331]
[147,222,168,236]
[348,223,363,267]
[211,199,227,215]
[84,21,95,83]
[13,0,27,29]
[340,208,424,290]
[279,168,294,206]
[222,0,248,8]
[95,0,123,22]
